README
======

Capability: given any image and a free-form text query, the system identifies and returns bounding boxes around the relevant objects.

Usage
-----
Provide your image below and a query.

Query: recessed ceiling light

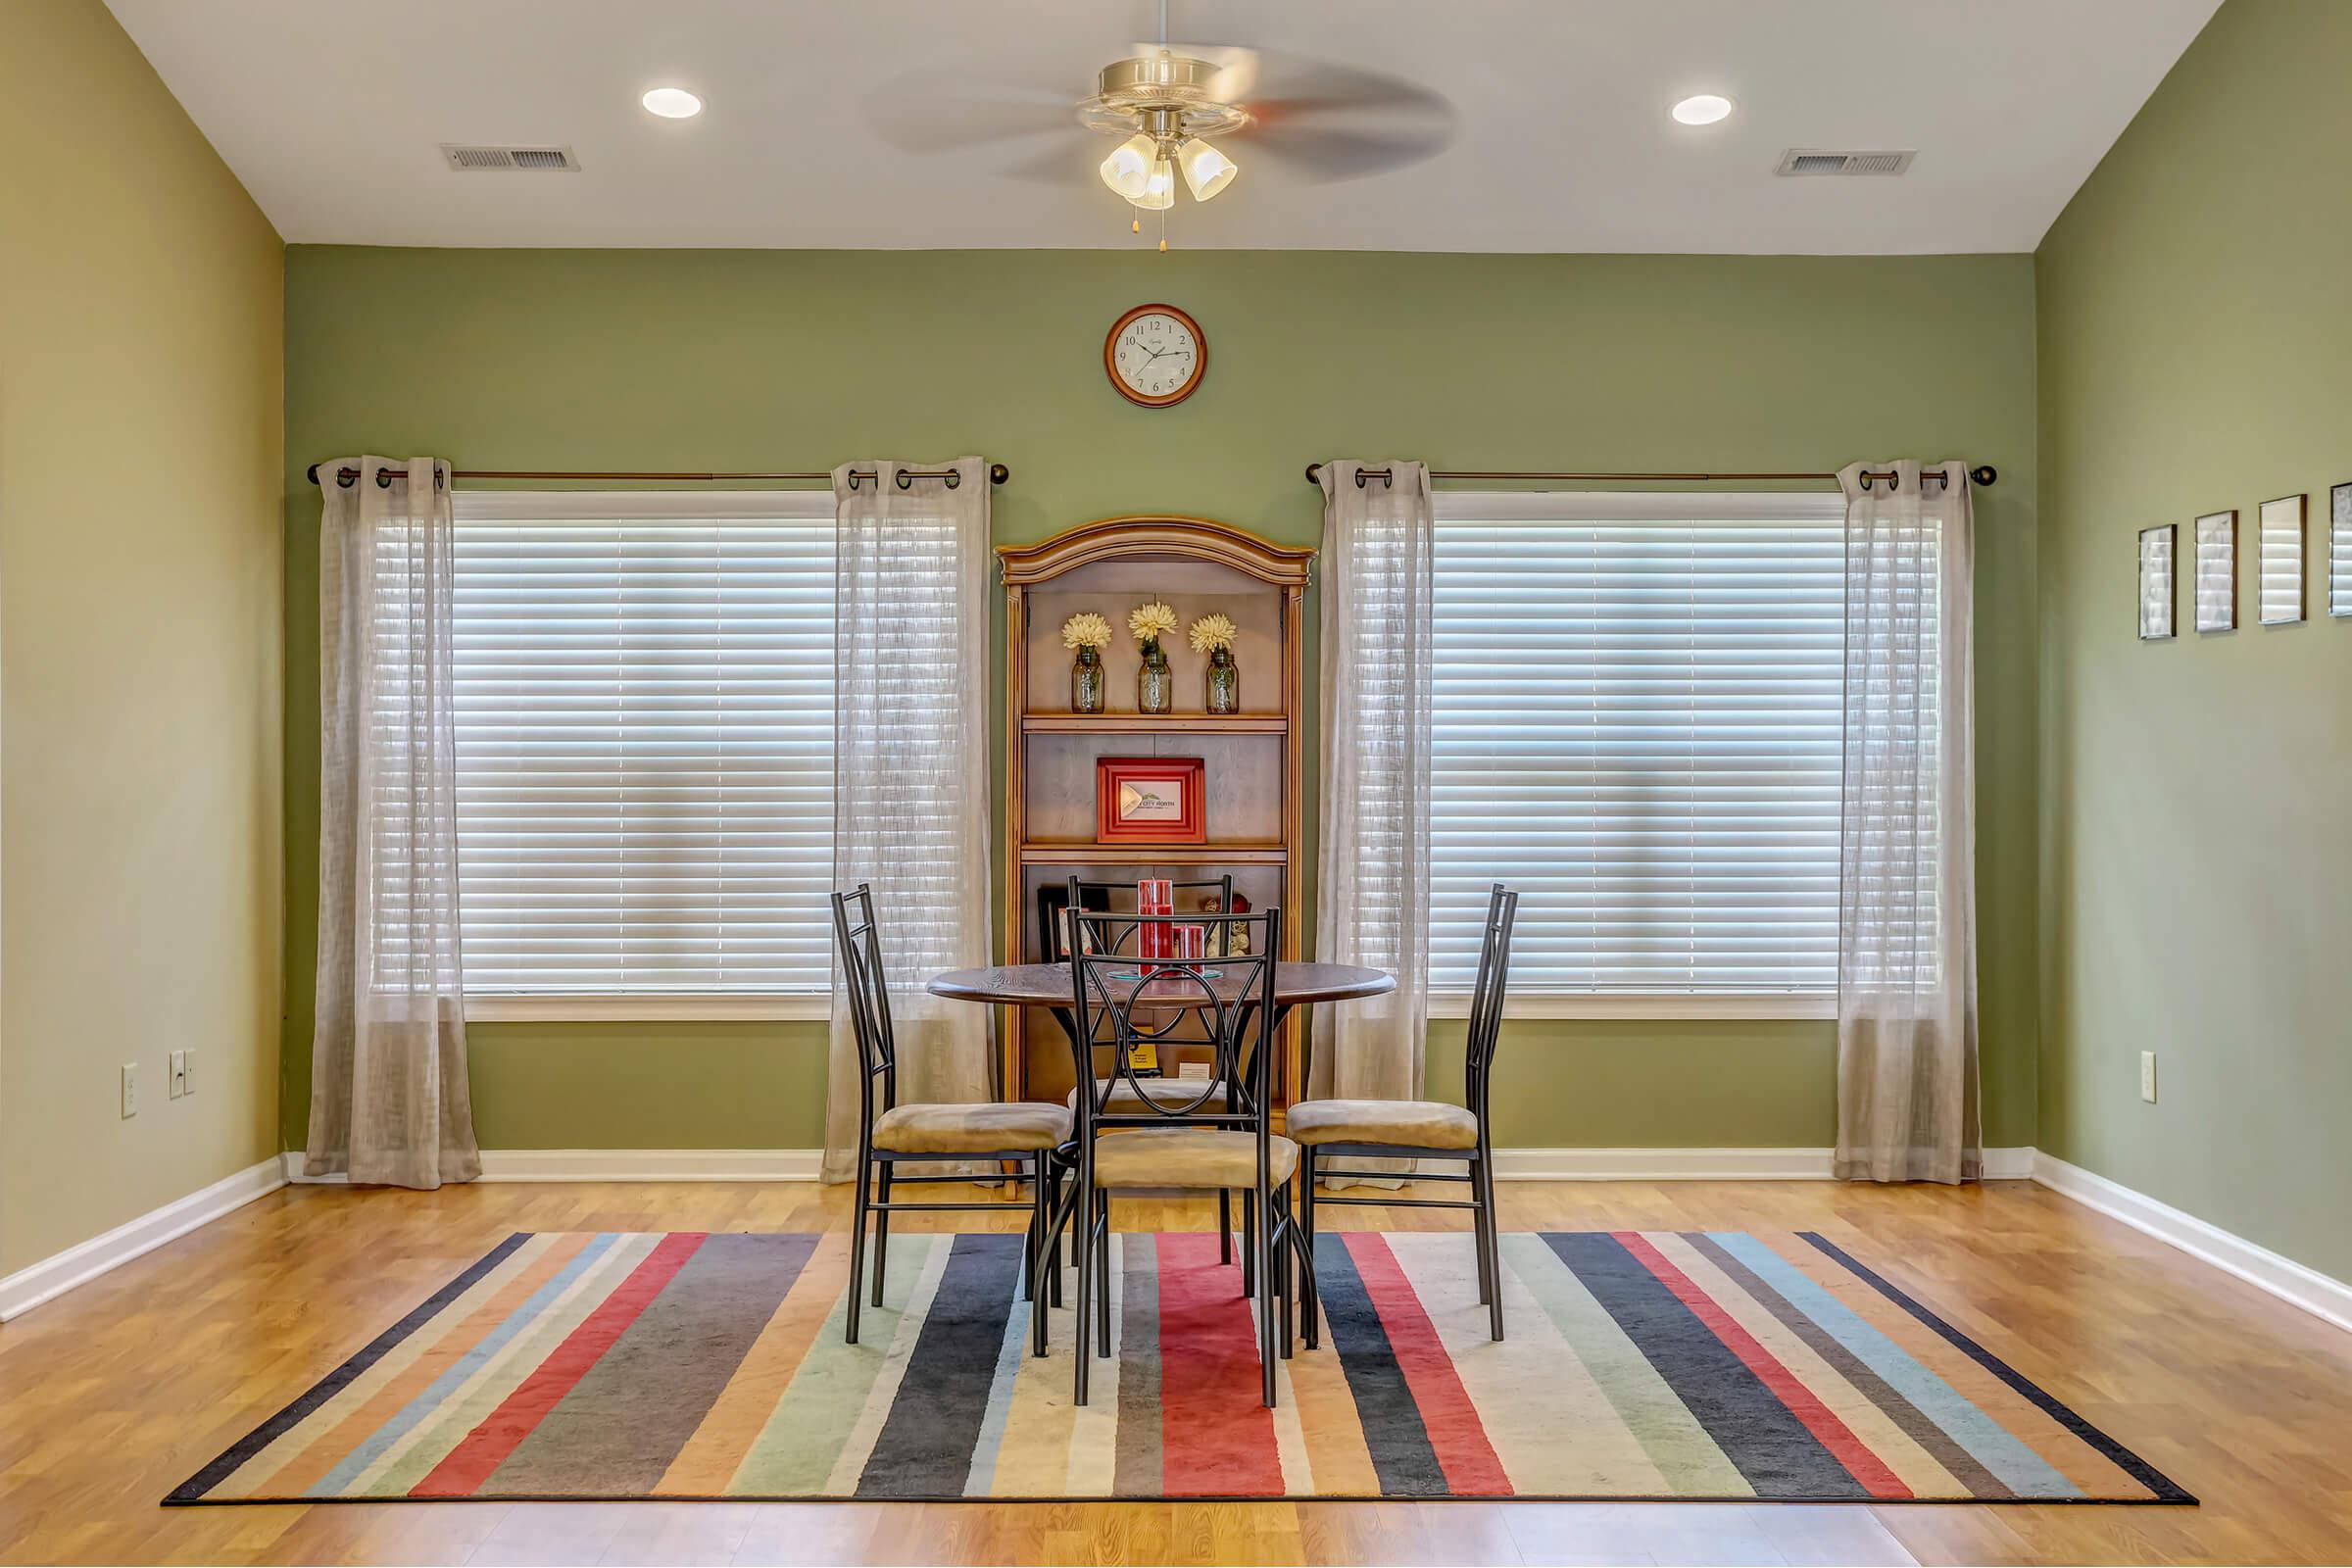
[642,87,704,120]
[1672,93,1735,126]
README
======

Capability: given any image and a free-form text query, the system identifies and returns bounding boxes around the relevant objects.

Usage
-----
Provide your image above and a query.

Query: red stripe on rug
[1344,1233,1512,1496]
[1155,1232,1284,1496]
[1613,1230,1912,1500]
[409,1233,707,1497]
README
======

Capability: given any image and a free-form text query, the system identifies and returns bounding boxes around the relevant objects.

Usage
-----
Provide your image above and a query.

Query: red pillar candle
[1137,878,1173,964]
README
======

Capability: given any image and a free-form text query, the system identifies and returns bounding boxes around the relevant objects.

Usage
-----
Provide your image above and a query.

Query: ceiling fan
[868,6,1456,227]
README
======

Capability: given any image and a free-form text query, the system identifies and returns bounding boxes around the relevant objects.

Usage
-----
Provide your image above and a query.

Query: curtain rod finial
[1970,465,1997,487]
[1304,463,1324,485]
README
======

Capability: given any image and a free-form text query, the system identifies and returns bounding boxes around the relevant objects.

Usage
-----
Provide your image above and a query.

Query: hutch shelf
[999,515,1315,1113]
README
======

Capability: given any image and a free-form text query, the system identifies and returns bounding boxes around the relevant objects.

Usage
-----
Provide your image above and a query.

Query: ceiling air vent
[440,144,581,172]
[1775,148,1916,177]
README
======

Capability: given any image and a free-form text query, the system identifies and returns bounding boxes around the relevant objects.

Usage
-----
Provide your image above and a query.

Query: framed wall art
[2258,493,2306,625]
[2331,481,2351,618]
[2137,523,2176,640]
[1095,756,1205,843]
[2194,509,2236,632]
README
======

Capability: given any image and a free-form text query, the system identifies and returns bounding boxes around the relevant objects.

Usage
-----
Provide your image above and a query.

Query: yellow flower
[1128,601,1178,647]
[1187,612,1238,655]
[1060,612,1112,651]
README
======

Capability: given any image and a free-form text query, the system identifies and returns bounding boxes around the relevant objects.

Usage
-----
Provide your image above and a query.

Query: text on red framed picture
[1095,756,1205,843]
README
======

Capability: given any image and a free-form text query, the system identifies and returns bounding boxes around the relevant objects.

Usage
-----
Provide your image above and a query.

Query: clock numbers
[1104,304,1205,408]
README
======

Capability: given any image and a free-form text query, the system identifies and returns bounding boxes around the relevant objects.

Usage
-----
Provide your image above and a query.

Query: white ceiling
[106,0,2218,254]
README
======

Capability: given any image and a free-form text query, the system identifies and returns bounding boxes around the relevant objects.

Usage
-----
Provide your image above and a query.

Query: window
[1430,491,1856,1011]
[447,491,835,1009]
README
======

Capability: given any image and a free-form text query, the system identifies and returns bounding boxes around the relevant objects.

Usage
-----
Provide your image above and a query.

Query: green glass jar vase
[1204,646,1239,714]
[1137,640,1173,714]
[1070,646,1105,713]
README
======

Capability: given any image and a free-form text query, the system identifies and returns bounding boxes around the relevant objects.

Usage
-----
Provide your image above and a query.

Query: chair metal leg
[872,1161,898,1308]
[845,1151,872,1346]
[1021,1154,1044,1303]
[1476,1146,1505,1342]
[1070,1175,1094,1406]
[1240,1191,1255,1298]
[1254,1182,1277,1408]
[1471,1155,1494,1307]
[1095,1197,1113,1358]
[1218,1188,1233,1266]
[1298,1151,1320,1350]
[1275,1190,1295,1362]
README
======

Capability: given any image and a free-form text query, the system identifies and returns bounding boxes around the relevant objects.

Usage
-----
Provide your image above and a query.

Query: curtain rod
[1302,463,1997,490]
[305,463,1010,491]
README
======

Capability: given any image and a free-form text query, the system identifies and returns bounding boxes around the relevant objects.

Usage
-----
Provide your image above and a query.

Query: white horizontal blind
[446,491,835,995]
[1430,492,1848,994]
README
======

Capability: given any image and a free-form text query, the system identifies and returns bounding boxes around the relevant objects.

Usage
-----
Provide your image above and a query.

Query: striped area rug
[171,1230,2190,1504]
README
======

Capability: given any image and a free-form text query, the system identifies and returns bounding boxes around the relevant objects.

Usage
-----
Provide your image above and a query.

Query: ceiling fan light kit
[1084,53,1248,211]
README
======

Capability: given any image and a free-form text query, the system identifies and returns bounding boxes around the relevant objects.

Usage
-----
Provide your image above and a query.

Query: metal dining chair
[1046,875,1251,1277]
[1055,906,1300,1407]
[831,883,1069,1345]
[1290,883,1519,1343]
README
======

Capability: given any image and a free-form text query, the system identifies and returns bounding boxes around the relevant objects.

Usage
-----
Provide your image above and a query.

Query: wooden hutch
[999,516,1315,1114]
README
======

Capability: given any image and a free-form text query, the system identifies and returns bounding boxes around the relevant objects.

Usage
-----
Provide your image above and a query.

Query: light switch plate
[122,1063,138,1118]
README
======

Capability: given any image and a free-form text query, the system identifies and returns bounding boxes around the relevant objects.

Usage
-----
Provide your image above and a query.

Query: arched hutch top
[997,515,1315,1114]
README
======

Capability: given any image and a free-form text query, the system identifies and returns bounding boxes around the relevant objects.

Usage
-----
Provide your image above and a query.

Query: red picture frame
[1096,757,1205,843]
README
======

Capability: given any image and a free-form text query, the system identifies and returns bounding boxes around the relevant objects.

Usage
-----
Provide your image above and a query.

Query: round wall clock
[1104,303,1206,407]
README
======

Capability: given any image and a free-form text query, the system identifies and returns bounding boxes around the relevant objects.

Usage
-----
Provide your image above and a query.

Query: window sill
[1426,991,1837,1021]
[465,994,830,1023]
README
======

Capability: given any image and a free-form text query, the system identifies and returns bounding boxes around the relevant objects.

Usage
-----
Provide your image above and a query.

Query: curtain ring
[1923,468,1949,489]
[374,467,395,489]
[337,468,359,489]
[1354,469,1369,488]
[895,470,912,490]
[945,469,961,489]
[847,471,863,490]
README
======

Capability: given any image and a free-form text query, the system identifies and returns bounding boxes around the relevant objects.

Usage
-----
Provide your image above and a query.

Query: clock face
[1105,304,1205,407]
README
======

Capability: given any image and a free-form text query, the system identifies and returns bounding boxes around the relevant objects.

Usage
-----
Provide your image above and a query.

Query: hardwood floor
[3,1176,2348,1565]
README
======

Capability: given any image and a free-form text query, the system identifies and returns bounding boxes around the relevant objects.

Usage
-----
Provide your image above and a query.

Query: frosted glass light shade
[1133,158,1176,210]
[1099,132,1157,199]
[1178,138,1238,201]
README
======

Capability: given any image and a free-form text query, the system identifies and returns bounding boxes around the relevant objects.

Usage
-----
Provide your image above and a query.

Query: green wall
[283,247,2040,1153]
[1,0,283,1273]
[2035,0,2351,1277]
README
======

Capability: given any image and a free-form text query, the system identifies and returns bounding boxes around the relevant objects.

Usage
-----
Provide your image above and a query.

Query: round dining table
[928,959,1394,1105]
[927,958,1394,1029]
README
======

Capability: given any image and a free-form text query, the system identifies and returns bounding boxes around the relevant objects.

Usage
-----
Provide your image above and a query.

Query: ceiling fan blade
[861,72,1077,159]
[1239,123,1455,181]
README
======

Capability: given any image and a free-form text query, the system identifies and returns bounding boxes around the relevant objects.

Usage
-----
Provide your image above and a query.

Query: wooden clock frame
[1103,303,1207,408]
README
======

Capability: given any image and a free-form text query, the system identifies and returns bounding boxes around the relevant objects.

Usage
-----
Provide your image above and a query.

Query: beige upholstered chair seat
[871,1102,1072,1154]
[1287,1099,1480,1150]
[1066,1077,1231,1113]
[1091,1128,1298,1189]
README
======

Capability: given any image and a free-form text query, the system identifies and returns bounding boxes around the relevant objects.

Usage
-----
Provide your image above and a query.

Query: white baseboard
[2032,1152,2352,1336]
[1494,1146,2037,1181]
[280,1148,824,1184]
[0,1156,284,1322]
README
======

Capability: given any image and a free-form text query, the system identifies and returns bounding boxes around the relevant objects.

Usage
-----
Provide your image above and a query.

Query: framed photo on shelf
[2137,523,2176,640]
[2194,509,2236,632]
[1096,756,1205,843]
[2258,493,2306,625]
[2330,482,2351,618]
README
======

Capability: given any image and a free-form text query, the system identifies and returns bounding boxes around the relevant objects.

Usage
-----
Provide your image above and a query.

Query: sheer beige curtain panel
[307,457,481,1188]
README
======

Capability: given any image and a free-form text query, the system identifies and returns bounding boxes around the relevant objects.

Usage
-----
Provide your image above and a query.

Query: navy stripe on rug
[1548,1231,1871,1500]
[1799,1231,2194,1504]
[168,1231,533,1503]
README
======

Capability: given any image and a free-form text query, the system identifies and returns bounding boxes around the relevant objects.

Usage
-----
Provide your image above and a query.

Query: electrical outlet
[169,1050,188,1100]
[121,1063,138,1118]
[183,1049,196,1096]
[2139,1051,2158,1103]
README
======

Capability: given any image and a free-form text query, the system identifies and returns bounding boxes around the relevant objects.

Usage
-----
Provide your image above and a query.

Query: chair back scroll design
[1064,908,1281,1130]
[830,883,899,1129]
[1463,883,1520,1131]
